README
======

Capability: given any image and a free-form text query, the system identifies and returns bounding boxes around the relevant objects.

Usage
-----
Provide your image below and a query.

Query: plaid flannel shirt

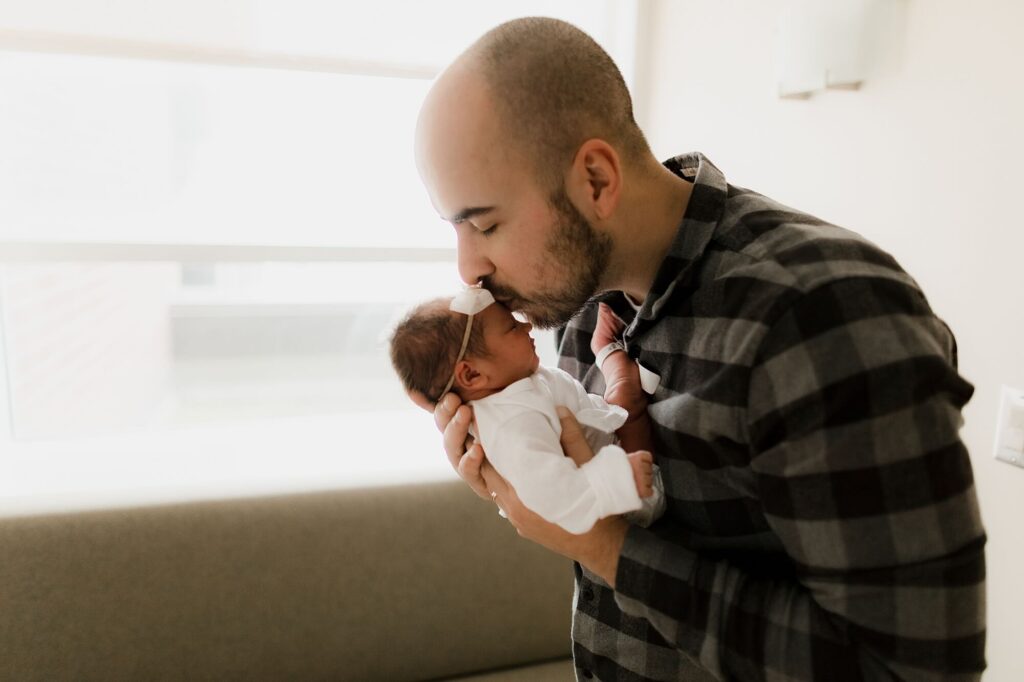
[556,153,986,681]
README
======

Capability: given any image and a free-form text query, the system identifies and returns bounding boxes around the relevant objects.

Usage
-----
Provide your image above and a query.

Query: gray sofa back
[0,480,574,681]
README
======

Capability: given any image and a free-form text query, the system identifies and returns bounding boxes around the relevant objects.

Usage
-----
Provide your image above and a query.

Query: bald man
[414,17,985,682]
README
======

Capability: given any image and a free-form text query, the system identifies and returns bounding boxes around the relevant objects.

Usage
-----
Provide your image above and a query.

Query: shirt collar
[633,152,728,322]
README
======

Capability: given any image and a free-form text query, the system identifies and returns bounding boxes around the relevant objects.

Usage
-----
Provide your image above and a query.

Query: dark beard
[484,186,612,329]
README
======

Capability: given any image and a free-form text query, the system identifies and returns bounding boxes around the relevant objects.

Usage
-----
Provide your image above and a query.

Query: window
[0,0,640,512]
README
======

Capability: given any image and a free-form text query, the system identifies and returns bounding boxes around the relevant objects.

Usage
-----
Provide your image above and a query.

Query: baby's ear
[453,359,483,390]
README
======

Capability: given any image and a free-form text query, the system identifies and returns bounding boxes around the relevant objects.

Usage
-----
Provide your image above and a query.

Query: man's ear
[453,359,485,390]
[568,138,622,221]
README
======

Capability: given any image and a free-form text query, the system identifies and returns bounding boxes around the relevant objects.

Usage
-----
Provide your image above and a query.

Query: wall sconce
[775,0,901,99]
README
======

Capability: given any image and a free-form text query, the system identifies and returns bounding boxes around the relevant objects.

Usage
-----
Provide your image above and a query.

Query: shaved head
[414,18,653,328]
[463,17,649,189]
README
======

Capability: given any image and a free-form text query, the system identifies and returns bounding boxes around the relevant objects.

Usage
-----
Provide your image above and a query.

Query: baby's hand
[590,302,626,357]
[628,450,654,498]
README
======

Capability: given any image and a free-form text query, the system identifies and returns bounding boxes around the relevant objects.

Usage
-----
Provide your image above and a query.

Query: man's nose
[456,231,494,285]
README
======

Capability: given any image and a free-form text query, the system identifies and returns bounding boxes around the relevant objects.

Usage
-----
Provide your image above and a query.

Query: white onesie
[470,366,666,534]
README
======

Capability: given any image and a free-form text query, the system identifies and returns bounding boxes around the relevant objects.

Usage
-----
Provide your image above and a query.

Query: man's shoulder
[707,185,924,310]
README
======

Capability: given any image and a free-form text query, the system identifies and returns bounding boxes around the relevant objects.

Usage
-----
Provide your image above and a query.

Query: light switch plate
[994,385,1024,469]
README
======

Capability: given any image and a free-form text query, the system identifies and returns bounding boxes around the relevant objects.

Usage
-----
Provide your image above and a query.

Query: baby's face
[472,302,540,386]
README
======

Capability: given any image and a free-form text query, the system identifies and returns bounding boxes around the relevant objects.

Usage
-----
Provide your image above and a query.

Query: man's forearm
[577,516,629,587]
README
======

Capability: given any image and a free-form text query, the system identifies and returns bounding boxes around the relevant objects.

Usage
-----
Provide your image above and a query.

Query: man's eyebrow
[447,206,495,224]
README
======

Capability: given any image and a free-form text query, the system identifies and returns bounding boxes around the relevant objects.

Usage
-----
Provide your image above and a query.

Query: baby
[389,287,665,534]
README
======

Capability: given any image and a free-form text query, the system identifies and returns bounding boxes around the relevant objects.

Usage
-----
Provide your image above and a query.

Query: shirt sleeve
[609,277,987,680]
[485,410,642,535]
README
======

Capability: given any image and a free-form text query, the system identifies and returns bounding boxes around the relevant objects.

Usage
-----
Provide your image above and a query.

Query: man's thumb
[557,406,594,466]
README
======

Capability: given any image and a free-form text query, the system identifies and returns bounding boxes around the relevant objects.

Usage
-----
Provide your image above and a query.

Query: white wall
[639,0,1023,678]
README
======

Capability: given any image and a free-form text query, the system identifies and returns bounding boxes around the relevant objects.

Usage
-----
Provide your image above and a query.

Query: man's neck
[603,162,693,304]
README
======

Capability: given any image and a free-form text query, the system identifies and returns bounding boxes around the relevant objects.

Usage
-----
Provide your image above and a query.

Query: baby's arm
[591,302,653,454]
[483,411,643,534]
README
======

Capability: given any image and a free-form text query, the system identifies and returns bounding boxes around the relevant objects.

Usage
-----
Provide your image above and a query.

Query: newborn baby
[389,287,665,534]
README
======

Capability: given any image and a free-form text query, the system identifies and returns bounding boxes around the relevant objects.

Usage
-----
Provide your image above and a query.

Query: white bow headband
[438,286,495,399]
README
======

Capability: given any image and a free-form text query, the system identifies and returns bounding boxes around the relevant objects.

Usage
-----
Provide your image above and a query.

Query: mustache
[480,278,522,303]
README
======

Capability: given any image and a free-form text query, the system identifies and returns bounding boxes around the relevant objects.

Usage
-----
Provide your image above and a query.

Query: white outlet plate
[994,385,1024,469]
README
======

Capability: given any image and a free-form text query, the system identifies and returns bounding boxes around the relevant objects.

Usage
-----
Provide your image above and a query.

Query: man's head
[415,17,651,328]
[389,298,539,405]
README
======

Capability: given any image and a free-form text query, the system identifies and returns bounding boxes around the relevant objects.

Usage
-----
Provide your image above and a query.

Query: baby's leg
[592,303,652,453]
[591,301,626,355]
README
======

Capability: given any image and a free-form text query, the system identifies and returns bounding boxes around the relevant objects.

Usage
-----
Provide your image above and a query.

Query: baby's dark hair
[389,297,490,404]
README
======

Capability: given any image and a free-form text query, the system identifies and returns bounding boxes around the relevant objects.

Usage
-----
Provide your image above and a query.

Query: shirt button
[582,670,594,679]
[581,587,595,602]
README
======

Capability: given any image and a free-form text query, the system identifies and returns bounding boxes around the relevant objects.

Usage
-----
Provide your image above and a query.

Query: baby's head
[389,296,539,405]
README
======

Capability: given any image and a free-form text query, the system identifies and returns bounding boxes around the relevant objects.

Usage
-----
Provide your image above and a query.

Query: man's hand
[422,390,630,586]
[486,407,630,588]
[428,392,492,500]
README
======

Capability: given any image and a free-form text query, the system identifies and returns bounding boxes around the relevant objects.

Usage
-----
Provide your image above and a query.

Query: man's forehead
[415,76,531,221]
[426,161,519,225]
[417,130,499,221]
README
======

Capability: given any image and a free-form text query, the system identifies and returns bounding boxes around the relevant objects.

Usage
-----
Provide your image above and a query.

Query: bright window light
[0,0,638,509]
[0,52,442,248]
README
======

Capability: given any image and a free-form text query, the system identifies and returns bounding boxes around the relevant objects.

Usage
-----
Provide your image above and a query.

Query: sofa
[0,479,577,681]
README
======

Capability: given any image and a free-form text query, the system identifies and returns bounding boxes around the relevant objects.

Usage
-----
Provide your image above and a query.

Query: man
[413,17,986,681]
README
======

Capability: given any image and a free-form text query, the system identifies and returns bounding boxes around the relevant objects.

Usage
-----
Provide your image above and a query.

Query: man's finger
[442,404,473,469]
[433,392,460,432]
[481,462,515,518]
[459,443,491,500]
[557,406,595,466]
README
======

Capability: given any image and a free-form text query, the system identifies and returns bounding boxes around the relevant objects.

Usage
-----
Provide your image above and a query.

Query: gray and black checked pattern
[556,153,985,681]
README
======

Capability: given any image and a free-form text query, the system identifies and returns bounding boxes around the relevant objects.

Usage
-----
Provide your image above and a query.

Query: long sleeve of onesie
[479,409,643,534]
[472,366,666,534]
[543,367,667,529]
